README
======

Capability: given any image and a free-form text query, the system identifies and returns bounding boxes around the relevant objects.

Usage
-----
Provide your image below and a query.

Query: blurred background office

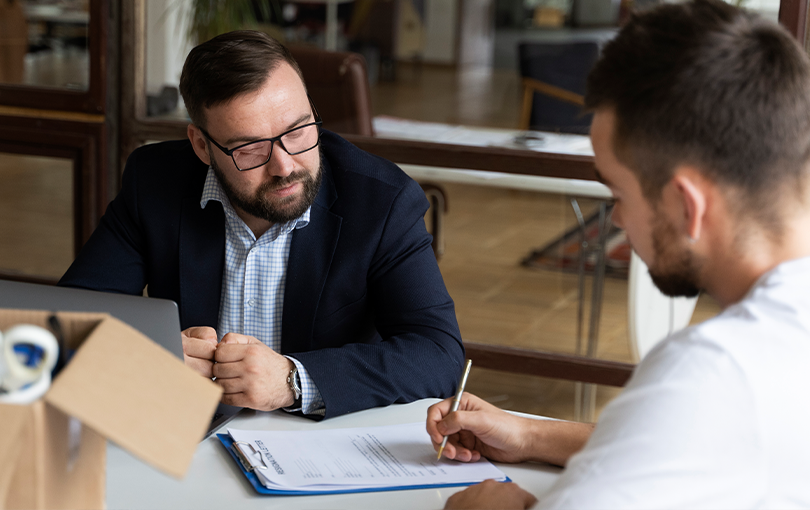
[0,0,786,420]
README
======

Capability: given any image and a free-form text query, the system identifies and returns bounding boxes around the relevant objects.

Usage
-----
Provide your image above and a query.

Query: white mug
[0,324,59,405]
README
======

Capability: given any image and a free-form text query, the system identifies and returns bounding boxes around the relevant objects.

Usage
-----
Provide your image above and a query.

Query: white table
[373,115,610,199]
[106,399,562,509]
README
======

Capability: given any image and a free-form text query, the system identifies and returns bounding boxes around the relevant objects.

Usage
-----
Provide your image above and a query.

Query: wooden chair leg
[419,183,448,259]
[520,83,534,131]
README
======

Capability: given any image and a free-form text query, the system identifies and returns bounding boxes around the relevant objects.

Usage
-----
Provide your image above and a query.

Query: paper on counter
[228,422,507,492]
[373,116,594,156]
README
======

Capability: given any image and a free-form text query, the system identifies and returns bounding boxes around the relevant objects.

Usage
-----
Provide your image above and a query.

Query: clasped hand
[181,326,295,411]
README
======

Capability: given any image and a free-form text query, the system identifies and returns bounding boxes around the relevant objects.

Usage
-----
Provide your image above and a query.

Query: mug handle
[2,324,59,392]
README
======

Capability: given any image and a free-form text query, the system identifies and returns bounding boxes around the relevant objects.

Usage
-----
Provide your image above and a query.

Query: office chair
[289,45,447,259]
[518,41,600,134]
[289,46,375,136]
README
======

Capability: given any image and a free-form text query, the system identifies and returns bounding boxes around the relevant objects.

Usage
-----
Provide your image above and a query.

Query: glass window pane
[0,152,74,279]
[466,368,622,421]
[144,0,191,120]
[0,0,89,90]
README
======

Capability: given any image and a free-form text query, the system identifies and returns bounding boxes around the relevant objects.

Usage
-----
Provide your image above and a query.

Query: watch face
[289,368,301,398]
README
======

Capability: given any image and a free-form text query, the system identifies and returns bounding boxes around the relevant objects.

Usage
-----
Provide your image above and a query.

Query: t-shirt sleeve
[538,333,766,509]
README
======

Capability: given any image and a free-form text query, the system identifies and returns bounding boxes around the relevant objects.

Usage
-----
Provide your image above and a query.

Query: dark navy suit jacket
[59,131,464,418]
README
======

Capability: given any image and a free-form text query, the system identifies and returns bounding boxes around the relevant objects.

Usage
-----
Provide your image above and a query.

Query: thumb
[437,410,465,437]
[439,409,492,438]
[183,326,218,344]
[523,490,539,509]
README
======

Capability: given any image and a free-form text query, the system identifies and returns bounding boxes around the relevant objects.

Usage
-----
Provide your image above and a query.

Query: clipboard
[217,433,511,496]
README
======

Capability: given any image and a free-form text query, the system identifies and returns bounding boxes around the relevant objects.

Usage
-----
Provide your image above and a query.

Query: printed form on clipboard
[219,422,509,495]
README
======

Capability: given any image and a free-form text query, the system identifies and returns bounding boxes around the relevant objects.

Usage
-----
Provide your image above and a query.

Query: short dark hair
[179,30,305,129]
[586,0,810,227]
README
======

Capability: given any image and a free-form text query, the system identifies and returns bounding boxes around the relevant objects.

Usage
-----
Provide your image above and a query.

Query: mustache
[260,171,309,191]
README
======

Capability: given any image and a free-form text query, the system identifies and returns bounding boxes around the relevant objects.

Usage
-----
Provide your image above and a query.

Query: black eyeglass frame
[200,97,323,172]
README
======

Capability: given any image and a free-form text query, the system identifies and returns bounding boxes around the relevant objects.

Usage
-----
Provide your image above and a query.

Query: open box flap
[44,317,222,478]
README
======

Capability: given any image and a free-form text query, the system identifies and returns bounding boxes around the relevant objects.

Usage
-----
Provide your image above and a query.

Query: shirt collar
[200,167,311,237]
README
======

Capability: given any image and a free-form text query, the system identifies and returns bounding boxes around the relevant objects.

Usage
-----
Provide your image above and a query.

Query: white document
[228,422,507,492]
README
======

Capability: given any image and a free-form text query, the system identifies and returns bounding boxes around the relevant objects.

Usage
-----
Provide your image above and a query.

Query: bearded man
[427,0,810,507]
[60,31,464,419]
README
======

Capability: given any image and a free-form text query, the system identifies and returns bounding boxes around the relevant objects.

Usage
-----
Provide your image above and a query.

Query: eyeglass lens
[233,124,320,170]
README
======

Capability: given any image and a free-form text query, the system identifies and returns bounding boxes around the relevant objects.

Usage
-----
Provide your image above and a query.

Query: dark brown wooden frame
[0,1,108,114]
[780,0,809,43]
[0,113,106,283]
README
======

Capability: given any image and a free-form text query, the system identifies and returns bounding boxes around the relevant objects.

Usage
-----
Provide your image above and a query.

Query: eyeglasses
[200,99,323,172]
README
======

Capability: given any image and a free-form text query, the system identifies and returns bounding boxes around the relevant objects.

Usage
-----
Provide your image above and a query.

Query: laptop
[0,279,241,438]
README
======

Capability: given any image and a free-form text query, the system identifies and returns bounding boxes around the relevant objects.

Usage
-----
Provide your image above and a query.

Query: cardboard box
[0,310,222,510]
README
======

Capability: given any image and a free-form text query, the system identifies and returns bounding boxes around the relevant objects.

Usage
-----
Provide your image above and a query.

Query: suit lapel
[178,198,226,329]
[281,160,341,353]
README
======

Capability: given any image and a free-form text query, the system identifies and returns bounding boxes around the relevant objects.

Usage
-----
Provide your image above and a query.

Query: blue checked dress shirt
[200,168,325,415]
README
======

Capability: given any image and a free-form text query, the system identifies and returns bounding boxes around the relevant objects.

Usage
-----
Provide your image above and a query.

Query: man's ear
[671,168,707,242]
[187,124,211,166]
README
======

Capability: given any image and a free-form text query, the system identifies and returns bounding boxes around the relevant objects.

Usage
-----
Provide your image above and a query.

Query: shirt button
[247,299,256,307]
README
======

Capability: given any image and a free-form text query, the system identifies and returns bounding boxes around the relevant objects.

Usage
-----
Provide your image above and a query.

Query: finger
[219,332,261,345]
[438,407,496,439]
[455,433,483,462]
[212,360,244,379]
[182,326,218,343]
[214,343,250,363]
[433,393,491,441]
[217,376,245,395]
[426,399,456,443]
[522,489,539,508]
[444,490,462,509]
[183,337,217,359]
[441,436,481,463]
[184,356,214,378]
[438,437,460,460]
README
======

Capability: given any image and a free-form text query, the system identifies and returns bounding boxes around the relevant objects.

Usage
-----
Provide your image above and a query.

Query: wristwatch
[287,366,302,405]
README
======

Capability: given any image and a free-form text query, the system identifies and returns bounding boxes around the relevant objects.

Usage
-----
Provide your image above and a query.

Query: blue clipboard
[217,433,510,496]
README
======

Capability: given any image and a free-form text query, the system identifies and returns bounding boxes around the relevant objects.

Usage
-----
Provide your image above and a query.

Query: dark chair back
[289,46,375,136]
[518,41,600,135]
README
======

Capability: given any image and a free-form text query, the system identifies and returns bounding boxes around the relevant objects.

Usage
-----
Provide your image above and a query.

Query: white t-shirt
[540,257,810,509]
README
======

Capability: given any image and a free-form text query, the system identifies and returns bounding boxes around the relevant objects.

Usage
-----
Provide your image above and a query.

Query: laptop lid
[0,280,184,358]
[0,280,243,436]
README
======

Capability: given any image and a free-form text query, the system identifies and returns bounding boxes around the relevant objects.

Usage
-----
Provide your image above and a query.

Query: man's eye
[240,146,264,155]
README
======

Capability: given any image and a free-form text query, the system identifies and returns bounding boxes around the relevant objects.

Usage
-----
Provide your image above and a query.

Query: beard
[647,209,702,298]
[211,148,323,225]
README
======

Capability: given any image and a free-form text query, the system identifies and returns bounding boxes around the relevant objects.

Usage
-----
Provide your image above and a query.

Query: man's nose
[265,144,297,178]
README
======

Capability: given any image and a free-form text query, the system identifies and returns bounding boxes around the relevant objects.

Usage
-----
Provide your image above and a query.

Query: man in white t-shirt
[426,0,810,508]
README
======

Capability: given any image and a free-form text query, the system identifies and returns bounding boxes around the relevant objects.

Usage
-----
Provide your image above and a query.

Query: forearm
[526,419,594,467]
[292,330,464,418]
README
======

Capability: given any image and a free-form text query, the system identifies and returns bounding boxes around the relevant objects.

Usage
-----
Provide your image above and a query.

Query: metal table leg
[572,199,612,422]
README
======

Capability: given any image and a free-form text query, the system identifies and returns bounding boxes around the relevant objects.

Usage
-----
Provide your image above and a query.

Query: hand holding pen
[436,359,473,460]
[427,366,554,464]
